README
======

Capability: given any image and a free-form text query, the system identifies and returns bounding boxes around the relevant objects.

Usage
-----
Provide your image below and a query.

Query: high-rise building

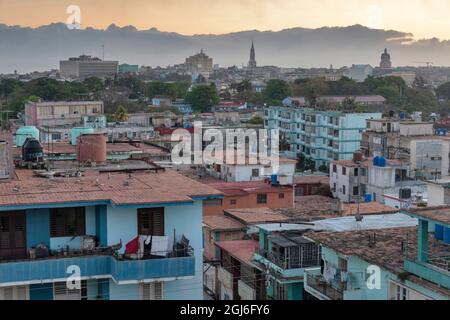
[380,48,392,69]
[184,50,213,74]
[248,42,257,69]
[60,55,118,79]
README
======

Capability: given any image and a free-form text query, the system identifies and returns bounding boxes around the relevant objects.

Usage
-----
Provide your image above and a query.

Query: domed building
[380,48,392,69]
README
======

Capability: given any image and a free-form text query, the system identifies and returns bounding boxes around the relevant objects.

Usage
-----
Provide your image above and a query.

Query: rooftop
[294,175,329,185]
[215,240,258,266]
[407,206,450,227]
[331,157,403,168]
[0,168,223,208]
[276,196,399,222]
[206,181,293,197]
[203,215,245,231]
[306,227,450,298]
[224,207,289,225]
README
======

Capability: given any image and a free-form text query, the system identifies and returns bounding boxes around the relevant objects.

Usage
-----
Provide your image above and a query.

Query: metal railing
[306,271,344,300]
[256,248,320,270]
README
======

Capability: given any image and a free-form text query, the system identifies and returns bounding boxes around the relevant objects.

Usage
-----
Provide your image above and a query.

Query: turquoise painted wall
[96,205,108,246]
[288,282,303,300]
[106,206,137,254]
[26,209,50,248]
[164,200,203,300]
[109,281,139,300]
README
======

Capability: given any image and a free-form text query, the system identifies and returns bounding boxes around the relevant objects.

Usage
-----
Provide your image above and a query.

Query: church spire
[248,41,257,68]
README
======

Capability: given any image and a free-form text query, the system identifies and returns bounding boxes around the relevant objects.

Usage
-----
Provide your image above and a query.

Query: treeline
[1,75,450,117]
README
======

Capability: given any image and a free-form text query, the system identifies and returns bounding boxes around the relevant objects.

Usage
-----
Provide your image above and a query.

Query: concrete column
[418,219,429,263]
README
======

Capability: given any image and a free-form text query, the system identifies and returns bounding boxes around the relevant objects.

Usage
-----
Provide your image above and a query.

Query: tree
[263,79,292,104]
[247,115,264,125]
[185,84,219,113]
[436,81,450,100]
[114,105,129,122]
[0,79,20,104]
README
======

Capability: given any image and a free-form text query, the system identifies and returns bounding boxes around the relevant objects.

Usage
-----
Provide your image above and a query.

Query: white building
[60,55,118,79]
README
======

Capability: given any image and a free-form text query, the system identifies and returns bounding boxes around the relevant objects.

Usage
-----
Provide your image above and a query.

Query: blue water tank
[443,129,448,136]
[444,227,450,244]
[437,128,441,136]
[399,112,406,120]
[378,157,387,167]
[364,193,372,203]
[271,175,278,186]
[435,225,444,241]
[373,156,381,167]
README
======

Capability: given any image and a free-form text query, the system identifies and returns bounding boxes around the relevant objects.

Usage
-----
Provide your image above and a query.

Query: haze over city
[1,0,450,39]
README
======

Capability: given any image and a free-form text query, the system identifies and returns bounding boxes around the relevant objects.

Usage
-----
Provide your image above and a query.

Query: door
[0,212,26,260]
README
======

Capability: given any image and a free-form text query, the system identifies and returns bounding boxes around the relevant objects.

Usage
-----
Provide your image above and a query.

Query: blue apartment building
[264,100,382,169]
[304,219,450,300]
[0,169,223,300]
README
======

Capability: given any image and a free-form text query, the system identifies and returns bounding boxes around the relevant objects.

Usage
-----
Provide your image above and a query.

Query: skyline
[1,0,450,40]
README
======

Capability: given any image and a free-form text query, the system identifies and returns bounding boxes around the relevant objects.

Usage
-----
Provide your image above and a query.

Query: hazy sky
[1,0,449,39]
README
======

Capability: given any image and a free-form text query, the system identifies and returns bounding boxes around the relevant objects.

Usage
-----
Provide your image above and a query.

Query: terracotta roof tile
[203,215,245,231]
[0,169,223,207]
[215,240,258,266]
[224,207,289,224]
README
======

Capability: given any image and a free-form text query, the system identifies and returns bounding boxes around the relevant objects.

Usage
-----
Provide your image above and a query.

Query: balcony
[304,268,344,300]
[404,255,450,290]
[0,248,195,286]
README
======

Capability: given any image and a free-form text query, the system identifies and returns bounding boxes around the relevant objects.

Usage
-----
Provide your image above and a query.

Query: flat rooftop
[276,196,399,222]
[203,215,245,231]
[0,168,223,208]
[224,207,290,225]
[407,206,450,227]
[306,227,450,298]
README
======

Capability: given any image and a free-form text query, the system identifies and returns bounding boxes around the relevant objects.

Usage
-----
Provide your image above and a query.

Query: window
[295,186,304,196]
[138,208,165,236]
[50,208,86,238]
[54,281,87,300]
[354,168,359,176]
[224,232,241,241]
[333,183,336,192]
[279,193,285,199]
[257,194,268,204]
[203,199,223,207]
[342,185,346,195]
[230,199,237,206]
[252,169,260,177]
[0,286,29,300]
[333,165,337,173]
[353,186,359,196]
[342,167,347,175]
[140,282,163,300]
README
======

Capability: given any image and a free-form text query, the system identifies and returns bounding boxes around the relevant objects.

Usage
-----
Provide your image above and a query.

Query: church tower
[248,42,257,68]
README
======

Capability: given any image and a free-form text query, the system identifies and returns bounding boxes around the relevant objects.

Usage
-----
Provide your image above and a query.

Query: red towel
[125,236,139,254]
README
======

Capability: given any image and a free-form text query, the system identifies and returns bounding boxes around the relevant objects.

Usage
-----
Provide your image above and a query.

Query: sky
[0,0,450,40]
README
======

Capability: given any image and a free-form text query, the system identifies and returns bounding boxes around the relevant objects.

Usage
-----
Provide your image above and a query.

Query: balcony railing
[0,244,195,286]
[256,248,320,271]
[304,268,344,300]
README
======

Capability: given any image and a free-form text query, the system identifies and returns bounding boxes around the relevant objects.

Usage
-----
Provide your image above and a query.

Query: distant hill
[1,23,450,73]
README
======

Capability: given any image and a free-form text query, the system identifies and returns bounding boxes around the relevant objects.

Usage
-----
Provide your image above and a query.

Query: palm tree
[114,105,129,122]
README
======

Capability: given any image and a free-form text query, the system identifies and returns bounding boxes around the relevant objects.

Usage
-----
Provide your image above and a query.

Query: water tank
[444,227,450,245]
[399,112,406,120]
[271,174,279,186]
[399,188,412,200]
[378,157,387,167]
[22,138,43,162]
[71,127,95,146]
[15,126,40,147]
[443,129,448,136]
[76,134,107,163]
[436,128,441,136]
[364,193,372,203]
[435,225,444,241]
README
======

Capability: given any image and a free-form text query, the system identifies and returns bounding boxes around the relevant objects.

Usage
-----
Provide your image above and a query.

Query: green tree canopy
[263,79,292,104]
[185,84,220,113]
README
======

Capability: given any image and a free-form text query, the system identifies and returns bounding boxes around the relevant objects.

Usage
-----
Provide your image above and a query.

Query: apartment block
[265,105,382,169]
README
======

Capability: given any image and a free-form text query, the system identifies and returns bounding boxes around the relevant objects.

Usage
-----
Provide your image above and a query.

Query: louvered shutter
[141,282,163,300]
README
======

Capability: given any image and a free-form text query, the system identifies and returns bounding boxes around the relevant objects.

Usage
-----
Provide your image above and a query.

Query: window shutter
[141,283,163,300]
[152,211,164,236]
[50,211,65,237]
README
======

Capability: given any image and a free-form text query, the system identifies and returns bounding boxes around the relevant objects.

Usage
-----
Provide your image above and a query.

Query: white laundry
[151,236,169,256]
